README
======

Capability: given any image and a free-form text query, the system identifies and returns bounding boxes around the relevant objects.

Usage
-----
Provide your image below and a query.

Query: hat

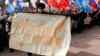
[37,3,45,9]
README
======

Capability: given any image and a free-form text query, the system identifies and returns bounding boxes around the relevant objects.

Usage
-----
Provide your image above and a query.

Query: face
[39,9,44,13]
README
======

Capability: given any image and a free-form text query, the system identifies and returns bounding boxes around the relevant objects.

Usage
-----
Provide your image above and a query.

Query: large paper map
[9,13,71,56]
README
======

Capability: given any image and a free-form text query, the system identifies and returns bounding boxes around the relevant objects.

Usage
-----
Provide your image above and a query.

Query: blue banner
[6,5,15,14]
[75,0,91,13]
[17,0,22,12]
[75,0,84,9]
[83,0,91,13]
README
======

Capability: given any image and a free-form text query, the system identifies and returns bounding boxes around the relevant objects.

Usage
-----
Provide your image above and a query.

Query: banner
[9,13,71,56]
[83,0,91,13]
[75,0,83,9]
[89,0,98,10]
[16,0,22,12]
[48,0,69,11]
[75,0,91,13]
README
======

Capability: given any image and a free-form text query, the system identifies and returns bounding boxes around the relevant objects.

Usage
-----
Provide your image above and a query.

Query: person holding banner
[0,11,5,52]
[27,2,48,56]
[0,11,8,52]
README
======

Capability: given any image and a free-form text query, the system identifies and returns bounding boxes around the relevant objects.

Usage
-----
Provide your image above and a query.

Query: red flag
[99,0,100,2]
[89,0,98,10]
[47,0,69,11]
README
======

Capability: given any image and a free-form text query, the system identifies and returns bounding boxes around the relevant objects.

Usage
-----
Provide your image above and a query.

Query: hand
[8,32,11,35]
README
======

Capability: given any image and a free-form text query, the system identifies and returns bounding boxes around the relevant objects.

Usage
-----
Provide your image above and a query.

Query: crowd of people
[69,9,100,34]
[0,2,49,56]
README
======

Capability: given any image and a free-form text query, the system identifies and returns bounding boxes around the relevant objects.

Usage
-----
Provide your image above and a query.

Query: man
[37,3,48,14]
[89,10,99,27]
[6,14,14,53]
[0,11,7,52]
[96,10,100,26]
[77,10,87,33]
[0,11,4,52]
[70,10,78,32]
[27,2,47,56]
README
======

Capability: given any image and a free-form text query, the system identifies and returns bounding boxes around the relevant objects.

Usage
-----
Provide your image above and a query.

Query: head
[37,3,45,13]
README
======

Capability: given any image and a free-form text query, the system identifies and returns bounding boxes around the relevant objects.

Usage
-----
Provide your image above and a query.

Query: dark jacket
[0,15,8,49]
